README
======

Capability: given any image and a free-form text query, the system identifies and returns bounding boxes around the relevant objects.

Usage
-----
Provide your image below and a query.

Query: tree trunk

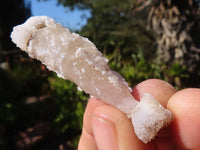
[148,0,200,72]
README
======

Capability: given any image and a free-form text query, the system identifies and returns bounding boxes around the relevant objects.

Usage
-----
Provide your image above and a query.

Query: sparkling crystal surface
[11,16,174,143]
[10,16,138,114]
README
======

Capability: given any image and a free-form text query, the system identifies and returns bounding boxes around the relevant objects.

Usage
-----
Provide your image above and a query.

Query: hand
[78,79,200,150]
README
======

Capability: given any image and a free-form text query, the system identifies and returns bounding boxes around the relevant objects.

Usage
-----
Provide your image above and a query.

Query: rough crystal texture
[130,93,174,143]
[10,16,138,114]
[11,16,174,143]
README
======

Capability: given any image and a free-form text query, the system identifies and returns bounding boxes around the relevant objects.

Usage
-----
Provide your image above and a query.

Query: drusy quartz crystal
[11,16,174,143]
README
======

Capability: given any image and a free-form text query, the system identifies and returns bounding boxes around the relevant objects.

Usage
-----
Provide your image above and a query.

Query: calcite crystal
[11,16,174,143]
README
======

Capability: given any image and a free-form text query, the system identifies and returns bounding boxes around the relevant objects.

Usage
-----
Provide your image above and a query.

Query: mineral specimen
[11,16,174,143]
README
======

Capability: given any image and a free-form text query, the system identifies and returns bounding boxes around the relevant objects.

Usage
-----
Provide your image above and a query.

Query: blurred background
[0,0,200,149]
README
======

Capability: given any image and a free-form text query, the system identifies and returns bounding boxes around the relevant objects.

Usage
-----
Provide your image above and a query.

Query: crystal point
[11,16,174,143]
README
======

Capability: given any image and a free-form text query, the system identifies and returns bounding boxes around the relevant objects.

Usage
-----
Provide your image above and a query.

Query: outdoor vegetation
[0,0,200,149]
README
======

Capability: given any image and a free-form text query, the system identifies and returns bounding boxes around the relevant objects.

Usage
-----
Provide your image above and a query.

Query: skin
[78,79,200,150]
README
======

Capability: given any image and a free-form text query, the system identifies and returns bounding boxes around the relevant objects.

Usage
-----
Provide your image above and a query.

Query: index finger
[167,88,200,149]
[132,79,177,149]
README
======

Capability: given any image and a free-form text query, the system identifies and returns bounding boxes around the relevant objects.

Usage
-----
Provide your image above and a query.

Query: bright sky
[25,0,91,31]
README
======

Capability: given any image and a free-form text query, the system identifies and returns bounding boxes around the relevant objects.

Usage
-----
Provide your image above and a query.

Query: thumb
[91,104,156,150]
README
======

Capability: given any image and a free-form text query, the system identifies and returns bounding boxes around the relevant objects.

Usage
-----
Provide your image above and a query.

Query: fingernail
[92,115,118,150]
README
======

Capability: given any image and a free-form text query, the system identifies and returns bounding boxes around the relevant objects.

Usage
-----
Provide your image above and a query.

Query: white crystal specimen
[130,93,173,143]
[10,16,174,143]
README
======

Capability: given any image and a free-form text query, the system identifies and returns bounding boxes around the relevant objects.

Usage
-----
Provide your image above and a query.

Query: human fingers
[79,97,155,150]
[78,128,97,150]
[78,97,151,150]
[78,97,105,150]
[92,104,156,150]
[79,79,176,150]
[91,79,176,150]
[167,88,200,149]
[132,79,177,149]
[132,79,176,106]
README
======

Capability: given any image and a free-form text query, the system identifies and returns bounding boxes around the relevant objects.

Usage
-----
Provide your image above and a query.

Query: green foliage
[108,46,162,86]
[108,46,191,88]
[1,0,199,149]
[48,74,87,138]
[161,63,190,88]
[164,63,188,78]
[75,0,155,59]
[0,61,50,150]
[0,61,46,122]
